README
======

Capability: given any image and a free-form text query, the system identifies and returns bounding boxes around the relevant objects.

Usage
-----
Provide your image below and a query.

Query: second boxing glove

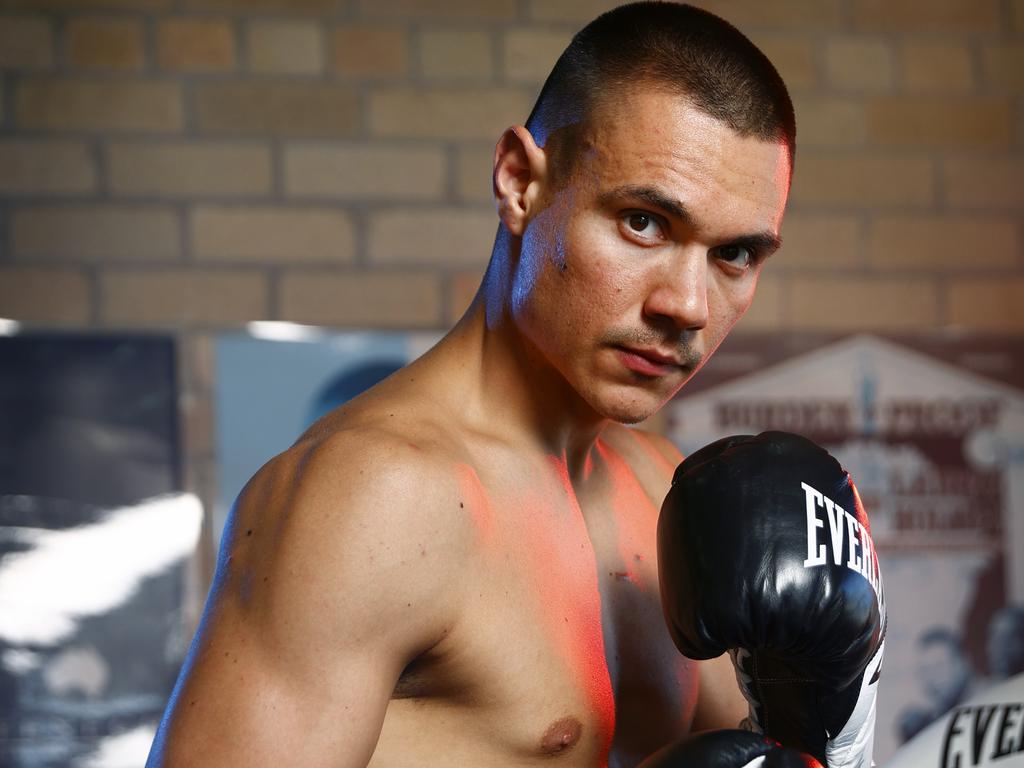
[658,431,886,768]
[639,728,823,768]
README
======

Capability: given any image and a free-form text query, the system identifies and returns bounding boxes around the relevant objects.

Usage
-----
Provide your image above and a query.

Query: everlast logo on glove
[800,481,885,612]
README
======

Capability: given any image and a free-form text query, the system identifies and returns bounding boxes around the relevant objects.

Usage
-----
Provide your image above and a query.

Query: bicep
[151,605,399,768]
[691,652,748,732]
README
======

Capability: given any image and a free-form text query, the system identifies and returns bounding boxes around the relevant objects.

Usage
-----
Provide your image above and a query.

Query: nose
[642,248,709,332]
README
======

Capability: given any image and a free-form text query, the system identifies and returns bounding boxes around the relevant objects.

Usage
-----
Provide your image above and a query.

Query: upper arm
[148,433,471,767]
[691,653,748,732]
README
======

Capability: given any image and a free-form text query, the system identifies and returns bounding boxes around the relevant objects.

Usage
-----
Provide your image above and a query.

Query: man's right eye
[621,211,664,243]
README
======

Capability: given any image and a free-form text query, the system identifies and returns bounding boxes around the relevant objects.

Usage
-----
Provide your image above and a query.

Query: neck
[435,244,610,479]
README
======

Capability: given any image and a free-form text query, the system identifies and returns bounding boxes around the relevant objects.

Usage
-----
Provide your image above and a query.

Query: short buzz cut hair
[525,2,796,175]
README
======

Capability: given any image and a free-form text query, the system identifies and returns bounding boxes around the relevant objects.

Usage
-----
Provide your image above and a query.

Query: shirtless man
[147,3,796,766]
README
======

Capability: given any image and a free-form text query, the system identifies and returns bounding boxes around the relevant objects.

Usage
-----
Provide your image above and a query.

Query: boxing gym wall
[0,1,1022,766]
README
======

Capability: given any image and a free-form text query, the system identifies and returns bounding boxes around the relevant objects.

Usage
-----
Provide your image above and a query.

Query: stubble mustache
[601,328,704,371]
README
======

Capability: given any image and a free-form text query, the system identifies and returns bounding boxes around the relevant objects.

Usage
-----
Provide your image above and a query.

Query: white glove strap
[825,639,884,768]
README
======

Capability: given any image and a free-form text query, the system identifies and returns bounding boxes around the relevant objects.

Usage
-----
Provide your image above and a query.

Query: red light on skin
[593,439,660,591]
[456,463,496,546]
[614,347,680,377]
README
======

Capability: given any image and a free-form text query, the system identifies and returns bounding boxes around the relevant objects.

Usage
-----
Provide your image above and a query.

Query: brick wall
[0,0,1022,545]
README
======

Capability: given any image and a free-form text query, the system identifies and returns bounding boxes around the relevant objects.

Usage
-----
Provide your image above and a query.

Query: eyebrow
[599,185,696,227]
[598,184,783,255]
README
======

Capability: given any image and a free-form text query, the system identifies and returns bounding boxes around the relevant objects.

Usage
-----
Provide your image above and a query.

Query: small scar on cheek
[541,716,582,754]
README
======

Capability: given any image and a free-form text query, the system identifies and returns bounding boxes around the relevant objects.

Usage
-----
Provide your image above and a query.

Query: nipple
[540,716,583,755]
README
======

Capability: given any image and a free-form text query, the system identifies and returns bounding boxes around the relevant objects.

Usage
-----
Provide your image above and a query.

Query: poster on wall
[0,333,200,768]
[214,328,442,548]
[663,332,1024,763]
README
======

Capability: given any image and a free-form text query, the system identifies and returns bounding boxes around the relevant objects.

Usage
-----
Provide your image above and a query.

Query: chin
[591,387,665,426]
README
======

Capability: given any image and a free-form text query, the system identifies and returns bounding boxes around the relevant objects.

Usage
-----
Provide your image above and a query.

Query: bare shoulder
[230,421,480,632]
[201,410,487,690]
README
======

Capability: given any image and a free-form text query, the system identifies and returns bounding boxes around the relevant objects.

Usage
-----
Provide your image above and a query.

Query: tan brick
[370,86,532,140]
[685,0,844,28]
[67,18,144,71]
[503,28,572,83]
[109,142,271,198]
[0,16,54,69]
[792,99,865,147]
[825,38,894,91]
[525,0,619,22]
[790,154,934,207]
[421,28,492,81]
[0,267,91,325]
[284,144,446,201]
[866,98,1012,149]
[102,269,267,326]
[195,82,357,137]
[0,140,96,195]
[901,41,973,92]
[983,44,1024,91]
[779,213,861,268]
[5,0,170,8]
[447,270,483,323]
[247,20,323,75]
[789,277,939,330]
[456,145,495,203]
[869,215,1019,270]
[158,19,235,72]
[191,206,355,264]
[333,24,407,77]
[11,205,180,262]
[183,0,334,10]
[16,78,183,133]
[753,36,817,91]
[949,279,1024,330]
[357,0,515,20]
[943,157,1024,209]
[735,274,783,331]
[279,271,442,328]
[369,208,496,267]
[852,0,999,30]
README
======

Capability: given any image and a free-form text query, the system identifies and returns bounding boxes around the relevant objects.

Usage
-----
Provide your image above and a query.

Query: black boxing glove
[639,729,823,768]
[658,432,886,768]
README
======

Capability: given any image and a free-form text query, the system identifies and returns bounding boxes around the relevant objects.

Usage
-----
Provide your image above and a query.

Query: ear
[493,125,548,237]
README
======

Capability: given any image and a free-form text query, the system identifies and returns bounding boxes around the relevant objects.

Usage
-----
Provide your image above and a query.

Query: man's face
[511,89,791,424]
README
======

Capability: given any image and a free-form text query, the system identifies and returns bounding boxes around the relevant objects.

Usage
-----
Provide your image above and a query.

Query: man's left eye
[714,244,755,268]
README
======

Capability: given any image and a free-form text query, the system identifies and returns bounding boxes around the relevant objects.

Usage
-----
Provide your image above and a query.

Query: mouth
[613,345,685,377]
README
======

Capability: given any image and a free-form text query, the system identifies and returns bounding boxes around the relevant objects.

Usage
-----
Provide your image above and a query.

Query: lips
[630,347,681,366]
[614,345,683,376]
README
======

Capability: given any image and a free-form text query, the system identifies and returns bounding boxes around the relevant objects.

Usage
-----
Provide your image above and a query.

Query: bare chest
[371,457,698,767]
